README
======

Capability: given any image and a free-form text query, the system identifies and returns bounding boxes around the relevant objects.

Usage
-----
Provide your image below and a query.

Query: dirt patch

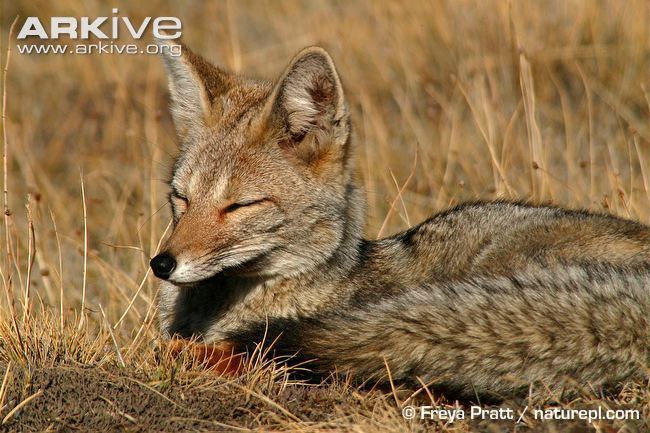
[0,364,361,432]
[0,364,646,432]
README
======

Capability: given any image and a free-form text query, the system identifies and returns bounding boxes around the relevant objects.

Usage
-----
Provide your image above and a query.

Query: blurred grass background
[0,0,648,430]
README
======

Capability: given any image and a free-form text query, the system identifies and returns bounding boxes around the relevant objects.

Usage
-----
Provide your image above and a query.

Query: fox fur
[154,38,649,399]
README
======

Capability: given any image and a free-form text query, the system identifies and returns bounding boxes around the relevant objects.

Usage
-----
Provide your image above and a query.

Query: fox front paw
[164,338,246,376]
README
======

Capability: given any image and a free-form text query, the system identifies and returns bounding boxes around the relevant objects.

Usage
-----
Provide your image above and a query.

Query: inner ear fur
[265,46,349,163]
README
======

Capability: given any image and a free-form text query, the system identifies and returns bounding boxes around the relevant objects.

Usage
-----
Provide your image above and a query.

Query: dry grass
[0,0,648,431]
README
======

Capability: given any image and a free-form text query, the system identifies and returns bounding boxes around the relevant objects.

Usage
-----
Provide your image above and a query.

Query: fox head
[150,40,365,285]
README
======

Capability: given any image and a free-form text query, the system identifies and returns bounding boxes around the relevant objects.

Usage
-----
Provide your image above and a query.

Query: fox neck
[312,179,366,278]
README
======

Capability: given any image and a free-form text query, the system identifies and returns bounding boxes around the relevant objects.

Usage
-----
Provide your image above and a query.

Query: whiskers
[177,234,330,283]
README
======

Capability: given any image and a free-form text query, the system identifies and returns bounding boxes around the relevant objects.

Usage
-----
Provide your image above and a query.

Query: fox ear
[267,47,348,161]
[157,39,233,141]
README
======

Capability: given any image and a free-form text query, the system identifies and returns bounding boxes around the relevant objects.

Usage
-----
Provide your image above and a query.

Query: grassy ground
[0,0,648,431]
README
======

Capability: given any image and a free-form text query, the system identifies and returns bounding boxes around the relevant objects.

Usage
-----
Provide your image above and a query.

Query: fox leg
[165,338,246,376]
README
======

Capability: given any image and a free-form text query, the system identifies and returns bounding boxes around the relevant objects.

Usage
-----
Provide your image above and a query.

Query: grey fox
[151,39,649,399]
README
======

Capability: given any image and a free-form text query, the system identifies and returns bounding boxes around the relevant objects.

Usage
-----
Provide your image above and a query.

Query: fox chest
[158,277,325,343]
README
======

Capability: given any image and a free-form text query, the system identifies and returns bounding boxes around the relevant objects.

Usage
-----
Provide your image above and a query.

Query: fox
[151,38,649,400]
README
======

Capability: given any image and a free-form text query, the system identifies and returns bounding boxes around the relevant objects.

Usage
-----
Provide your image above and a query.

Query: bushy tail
[228,263,650,399]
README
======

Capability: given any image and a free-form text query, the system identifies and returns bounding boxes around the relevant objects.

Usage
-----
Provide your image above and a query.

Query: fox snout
[150,252,177,280]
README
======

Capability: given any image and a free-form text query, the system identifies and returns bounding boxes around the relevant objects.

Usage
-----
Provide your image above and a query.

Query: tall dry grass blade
[455,80,514,197]
[575,63,595,205]
[114,219,171,330]
[30,201,55,308]
[227,0,242,72]
[122,284,159,362]
[229,381,302,423]
[98,396,137,424]
[508,0,520,96]
[519,53,546,200]
[415,376,437,406]
[0,361,12,412]
[632,135,650,207]
[376,148,418,238]
[124,376,190,413]
[77,171,88,331]
[1,389,42,425]
[48,208,65,331]
[21,200,35,322]
[388,170,410,227]
[2,16,18,270]
[1,17,22,359]
[383,358,401,407]
[99,304,125,368]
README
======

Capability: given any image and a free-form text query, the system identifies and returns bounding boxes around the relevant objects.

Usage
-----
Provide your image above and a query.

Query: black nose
[150,253,176,279]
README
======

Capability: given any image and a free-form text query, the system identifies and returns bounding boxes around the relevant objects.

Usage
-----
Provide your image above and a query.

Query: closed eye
[169,190,189,221]
[223,198,269,213]
[170,192,188,204]
[169,186,188,204]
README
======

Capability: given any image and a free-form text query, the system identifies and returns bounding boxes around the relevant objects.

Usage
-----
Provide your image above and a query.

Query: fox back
[153,40,649,399]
